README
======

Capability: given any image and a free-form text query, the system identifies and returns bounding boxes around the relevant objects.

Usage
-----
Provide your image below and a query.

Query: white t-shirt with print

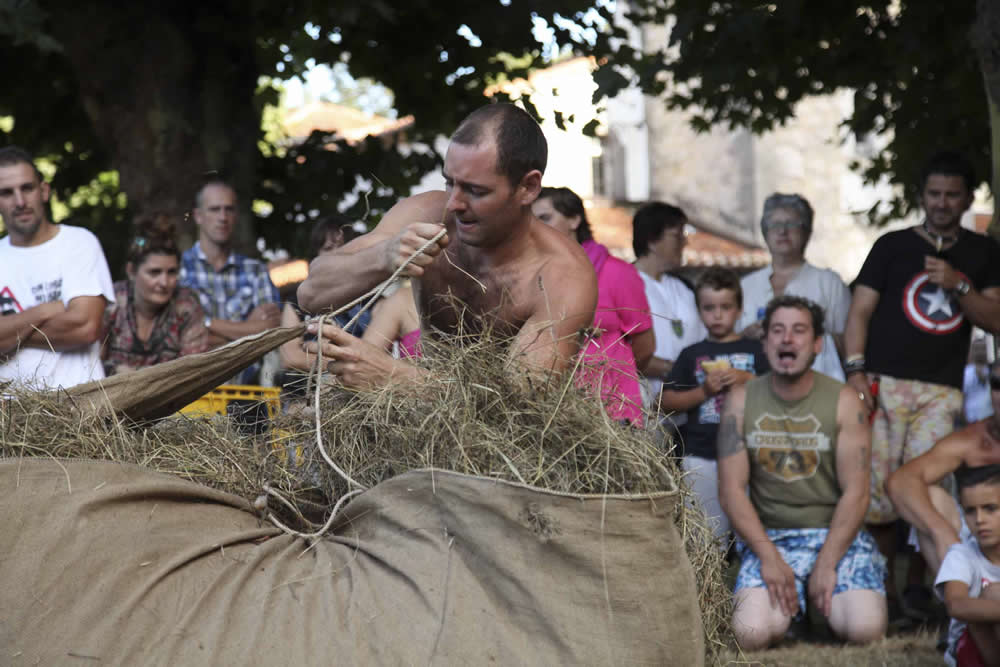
[639,270,707,409]
[934,541,1000,666]
[0,225,114,389]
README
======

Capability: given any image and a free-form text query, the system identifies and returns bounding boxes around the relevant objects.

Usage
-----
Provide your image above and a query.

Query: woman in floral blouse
[101,214,209,375]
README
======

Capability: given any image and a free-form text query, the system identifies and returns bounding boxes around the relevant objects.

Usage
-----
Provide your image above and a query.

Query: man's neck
[10,219,58,248]
[199,236,232,271]
[769,371,815,402]
[458,216,535,270]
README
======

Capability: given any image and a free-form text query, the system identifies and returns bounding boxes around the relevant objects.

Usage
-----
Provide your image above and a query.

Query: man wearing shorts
[888,361,1000,573]
[718,295,887,649]
[844,151,1000,606]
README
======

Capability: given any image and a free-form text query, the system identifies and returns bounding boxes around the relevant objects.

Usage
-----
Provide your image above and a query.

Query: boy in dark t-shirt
[662,267,769,540]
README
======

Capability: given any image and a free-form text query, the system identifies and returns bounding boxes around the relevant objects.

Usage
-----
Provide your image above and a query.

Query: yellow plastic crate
[179,384,281,420]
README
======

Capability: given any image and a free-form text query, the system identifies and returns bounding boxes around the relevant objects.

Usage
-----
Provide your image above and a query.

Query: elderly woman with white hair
[738,193,851,381]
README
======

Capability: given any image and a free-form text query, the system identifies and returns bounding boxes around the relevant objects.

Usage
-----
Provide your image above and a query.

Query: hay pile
[0,328,733,663]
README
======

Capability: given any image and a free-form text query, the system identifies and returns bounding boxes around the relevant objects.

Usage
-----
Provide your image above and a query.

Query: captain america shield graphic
[902,272,963,334]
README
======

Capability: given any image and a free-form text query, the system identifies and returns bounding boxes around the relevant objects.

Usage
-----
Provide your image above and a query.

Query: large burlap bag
[0,459,702,665]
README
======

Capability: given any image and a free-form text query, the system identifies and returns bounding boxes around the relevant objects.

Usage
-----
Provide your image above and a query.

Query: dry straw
[0,320,733,663]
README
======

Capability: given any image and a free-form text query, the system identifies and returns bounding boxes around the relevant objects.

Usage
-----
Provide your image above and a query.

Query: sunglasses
[990,376,1000,390]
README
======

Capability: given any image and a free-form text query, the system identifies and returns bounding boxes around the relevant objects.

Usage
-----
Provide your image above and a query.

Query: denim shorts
[734,527,886,618]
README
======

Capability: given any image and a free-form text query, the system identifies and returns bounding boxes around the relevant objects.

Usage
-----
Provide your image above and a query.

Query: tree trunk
[974,0,1000,241]
[48,6,260,254]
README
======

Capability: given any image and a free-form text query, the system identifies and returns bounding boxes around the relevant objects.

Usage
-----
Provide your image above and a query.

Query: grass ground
[720,631,941,666]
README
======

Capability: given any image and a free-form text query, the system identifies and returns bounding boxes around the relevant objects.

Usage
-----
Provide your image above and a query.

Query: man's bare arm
[0,301,64,354]
[297,192,449,313]
[643,356,673,380]
[810,387,872,615]
[23,296,105,350]
[843,284,880,412]
[205,303,281,346]
[961,286,1000,334]
[888,429,970,553]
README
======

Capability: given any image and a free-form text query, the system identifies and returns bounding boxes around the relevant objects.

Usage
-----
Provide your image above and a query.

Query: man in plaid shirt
[179,176,280,384]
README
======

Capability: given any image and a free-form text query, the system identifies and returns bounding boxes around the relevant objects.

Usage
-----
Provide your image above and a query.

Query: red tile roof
[587,206,770,268]
[283,102,415,144]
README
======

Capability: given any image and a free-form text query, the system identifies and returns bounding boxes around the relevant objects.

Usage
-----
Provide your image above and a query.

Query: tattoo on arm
[717,414,746,458]
[859,444,870,471]
[857,411,866,425]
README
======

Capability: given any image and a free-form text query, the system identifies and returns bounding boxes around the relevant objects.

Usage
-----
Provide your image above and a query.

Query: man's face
[921,173,973,230]
[193,184,238,246]
[960,483,1000,550]
[647,223,686,269]
[697,287,741,339]
[764,306,822,378]
[0,162,50,244]
[442,140,535,248]
[763,208,807,257]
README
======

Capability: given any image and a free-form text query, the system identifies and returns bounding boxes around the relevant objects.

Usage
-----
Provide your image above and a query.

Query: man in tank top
[717,295,888,649]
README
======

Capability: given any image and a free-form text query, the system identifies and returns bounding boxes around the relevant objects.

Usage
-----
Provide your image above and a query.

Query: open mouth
[777,351,796,362]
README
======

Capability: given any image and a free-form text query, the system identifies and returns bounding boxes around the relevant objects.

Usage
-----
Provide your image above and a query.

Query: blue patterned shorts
[735,528,886,618]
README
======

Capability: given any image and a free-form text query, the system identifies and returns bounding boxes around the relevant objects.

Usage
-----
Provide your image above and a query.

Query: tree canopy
[602,0,995,226]
[0,0,620,271]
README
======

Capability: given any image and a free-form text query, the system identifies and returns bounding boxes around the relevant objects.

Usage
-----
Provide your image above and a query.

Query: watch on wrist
[955,280,971,297]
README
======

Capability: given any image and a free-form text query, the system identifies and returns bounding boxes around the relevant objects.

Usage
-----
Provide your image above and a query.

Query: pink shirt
[398,329,421,358]
[580,241,653,425]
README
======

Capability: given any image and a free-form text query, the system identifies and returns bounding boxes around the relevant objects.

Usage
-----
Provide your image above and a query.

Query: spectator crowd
[2,110,1000,661]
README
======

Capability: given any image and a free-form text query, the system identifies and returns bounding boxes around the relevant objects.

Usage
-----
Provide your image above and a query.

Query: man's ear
[813,334,824,357]
[518,169,543,205]
[40,180,50,204]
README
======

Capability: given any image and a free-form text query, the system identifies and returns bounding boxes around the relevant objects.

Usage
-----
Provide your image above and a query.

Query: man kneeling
[718,295,888,649]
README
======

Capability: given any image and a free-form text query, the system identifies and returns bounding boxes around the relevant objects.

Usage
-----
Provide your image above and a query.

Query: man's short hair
[955,464,1000,493]
[761,193,813,246]
[762,295,826,339]
[451,103,547,186]
[539,186,592,243]
[194,173,237,209]
[919,150,976,194]
[694,267,743,308]
[0,145,43,182]
[632,202,687,258]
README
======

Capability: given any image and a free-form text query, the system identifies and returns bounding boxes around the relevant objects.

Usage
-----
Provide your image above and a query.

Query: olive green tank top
[743,373,843,529]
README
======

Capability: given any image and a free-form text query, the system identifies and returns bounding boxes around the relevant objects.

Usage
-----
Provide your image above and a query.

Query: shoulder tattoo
[717,414,746,457]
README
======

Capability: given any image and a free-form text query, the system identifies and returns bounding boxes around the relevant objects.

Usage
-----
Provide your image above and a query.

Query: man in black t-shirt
[844,150,1000,610]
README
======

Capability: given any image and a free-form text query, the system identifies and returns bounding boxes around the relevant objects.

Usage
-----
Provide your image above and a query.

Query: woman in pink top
[363,282,422,359]
[533,187,654,424]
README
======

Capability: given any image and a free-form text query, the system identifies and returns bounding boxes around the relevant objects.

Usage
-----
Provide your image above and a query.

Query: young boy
[661,267,769,539]
[936,464,1000,667]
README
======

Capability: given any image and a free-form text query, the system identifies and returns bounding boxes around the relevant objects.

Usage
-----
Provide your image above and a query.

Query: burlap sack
[63,325,306,422]
[0,459,703,665]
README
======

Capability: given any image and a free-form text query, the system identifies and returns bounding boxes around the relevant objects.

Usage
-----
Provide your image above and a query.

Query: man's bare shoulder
[376,191,448,234]
[530,221,595,285]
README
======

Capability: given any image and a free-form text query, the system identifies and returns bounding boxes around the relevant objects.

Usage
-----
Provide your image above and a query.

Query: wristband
[843,357,866,375]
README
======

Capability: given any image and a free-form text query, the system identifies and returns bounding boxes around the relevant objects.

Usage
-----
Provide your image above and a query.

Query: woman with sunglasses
[738,193,851,381]
[101,214,209,375]
[532,186,654,425]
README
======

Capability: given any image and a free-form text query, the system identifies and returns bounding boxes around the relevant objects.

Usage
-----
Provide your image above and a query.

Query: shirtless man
[296,103,598,387]
[888,361,1000,574]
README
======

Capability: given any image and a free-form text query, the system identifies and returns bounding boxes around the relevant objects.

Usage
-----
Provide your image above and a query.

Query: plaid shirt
[180,242,280,383]
[102,281,209,375]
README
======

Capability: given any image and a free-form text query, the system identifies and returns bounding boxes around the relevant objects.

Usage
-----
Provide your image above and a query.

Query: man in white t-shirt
[632,202,707,415]
[738,193,850,382]
[0,146,114,389]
